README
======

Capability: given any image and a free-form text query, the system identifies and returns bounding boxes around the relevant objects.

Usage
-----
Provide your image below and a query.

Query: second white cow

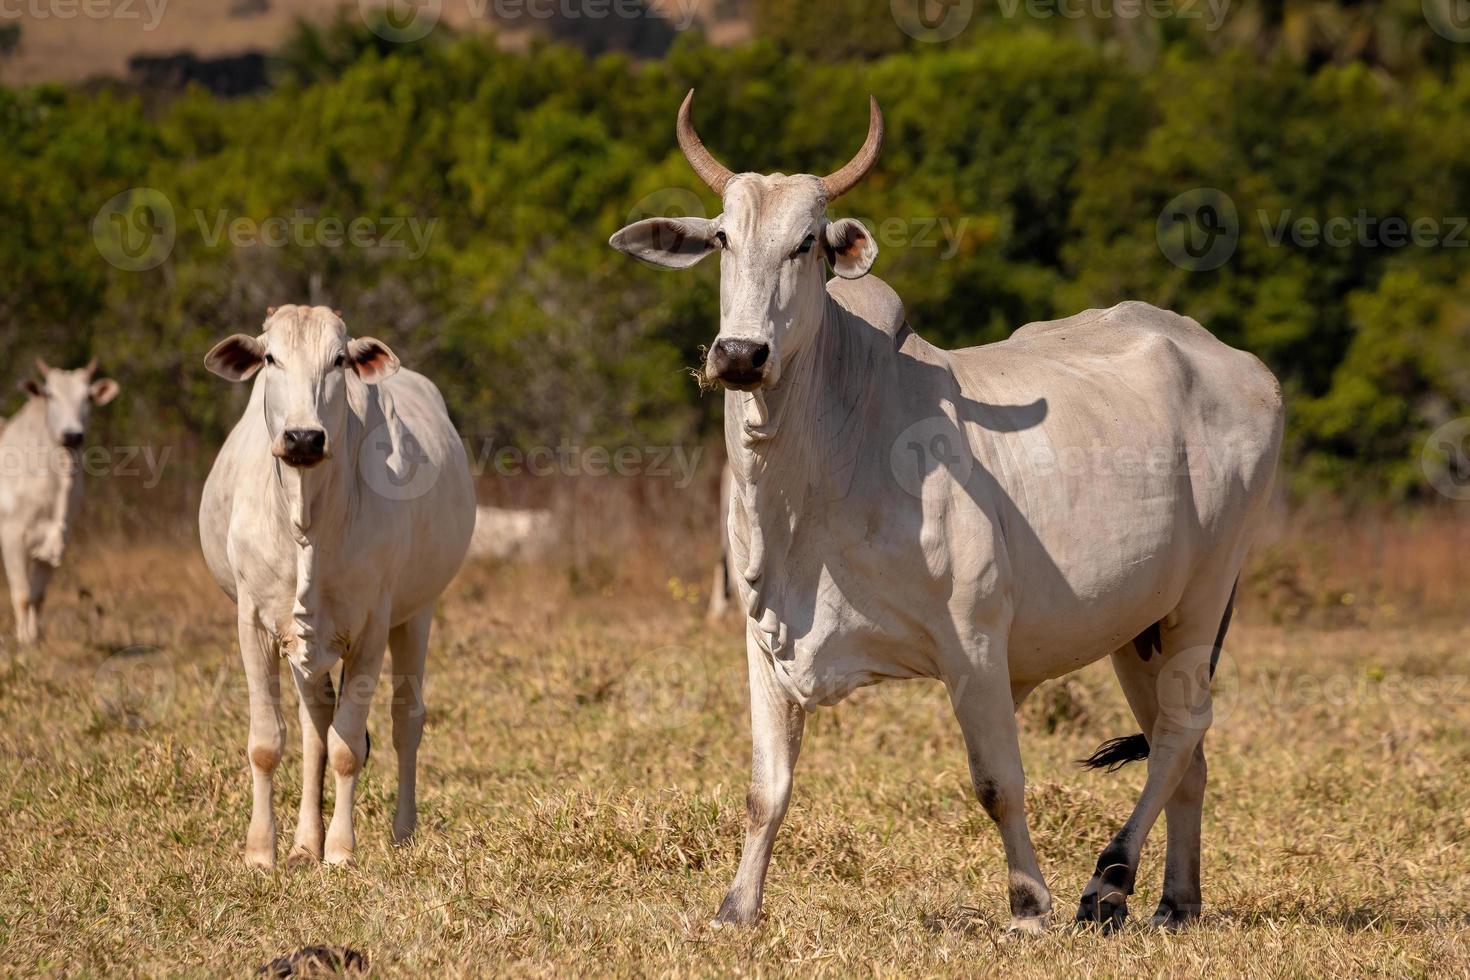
[199,305,474,868]
[0,358,119,645]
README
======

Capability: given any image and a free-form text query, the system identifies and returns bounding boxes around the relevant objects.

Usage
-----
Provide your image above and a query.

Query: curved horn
[821,96,884,200]
[84,356,99,377]
[34,357,51,376]
[676,89,735,196]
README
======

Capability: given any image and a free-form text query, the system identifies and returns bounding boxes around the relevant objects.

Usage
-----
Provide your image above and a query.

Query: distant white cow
[468,506,557,561]
[612,92,1282,933]
[199,306,474,868]
[0,359,119,645]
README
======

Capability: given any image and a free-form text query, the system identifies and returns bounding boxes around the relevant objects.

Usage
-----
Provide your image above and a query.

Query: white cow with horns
[199,305,474,868]
[0,358,120,645]
[611,92,1282,932]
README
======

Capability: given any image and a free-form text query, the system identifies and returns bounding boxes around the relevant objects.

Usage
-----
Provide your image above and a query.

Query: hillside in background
[0,0,752,89]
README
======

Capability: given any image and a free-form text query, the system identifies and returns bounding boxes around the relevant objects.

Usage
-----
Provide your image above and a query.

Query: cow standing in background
[611,93,1282,933]
[200,306,474,868]
[0,359,119,645]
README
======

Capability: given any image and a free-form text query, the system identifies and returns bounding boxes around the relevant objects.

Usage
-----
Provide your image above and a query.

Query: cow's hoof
[1074,893,1127,935]
[1148,902,1199,932]
[709,892,761,930]
[1004,914,1050,936]
[244,851,276,871]
[286,846,320,867]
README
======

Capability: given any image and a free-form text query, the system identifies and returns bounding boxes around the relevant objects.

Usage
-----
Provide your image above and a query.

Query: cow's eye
[333,353,346,368]
[714,230,728,249]
[264,353,277,367]
[793,234,815,258]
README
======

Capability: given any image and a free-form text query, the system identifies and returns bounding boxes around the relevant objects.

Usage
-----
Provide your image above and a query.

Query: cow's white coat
[611,96,1282,932]
[0,361,119,645]
[199,306,474,868]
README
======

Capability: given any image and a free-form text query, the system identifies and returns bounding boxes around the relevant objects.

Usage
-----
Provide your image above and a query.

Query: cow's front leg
[238,611,284,868]
[948,647,1052,934]
[324,624,388,865]
[287,667,334,865]
[3,530,37,646]
[711,628,805,928]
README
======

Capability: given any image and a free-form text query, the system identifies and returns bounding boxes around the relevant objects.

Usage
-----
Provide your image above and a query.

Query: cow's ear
[89,378,120,406]
[348,337,399,384]
[22,378,44,398]
[609,217,719,269]
[205,334,266,382]
[823,218,877,279]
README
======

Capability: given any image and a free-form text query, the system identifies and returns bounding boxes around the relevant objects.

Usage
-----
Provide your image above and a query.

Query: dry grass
[1,520,1469,977]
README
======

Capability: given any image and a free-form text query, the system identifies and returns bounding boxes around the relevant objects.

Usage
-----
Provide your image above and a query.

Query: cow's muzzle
[708,338,770,391]
[277,427,329,468]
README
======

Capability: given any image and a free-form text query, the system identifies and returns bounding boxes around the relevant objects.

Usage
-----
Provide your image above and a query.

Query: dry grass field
[2,505,1470,977]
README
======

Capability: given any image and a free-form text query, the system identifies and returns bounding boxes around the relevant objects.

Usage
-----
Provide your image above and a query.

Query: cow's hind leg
[949,654,1052,934]
[1107,647,1209,929]
[388,608,433,844]
[711,628,806,928]
[1076,582,1234,933]
[23,560,52,645]
[324,621,388,865]
[287,668,334,865]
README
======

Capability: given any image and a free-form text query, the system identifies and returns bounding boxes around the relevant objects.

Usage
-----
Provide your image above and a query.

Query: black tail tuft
[1078,733,1150,772]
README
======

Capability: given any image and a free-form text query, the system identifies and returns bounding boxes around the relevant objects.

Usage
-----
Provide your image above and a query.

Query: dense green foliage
[4,10,1469,498]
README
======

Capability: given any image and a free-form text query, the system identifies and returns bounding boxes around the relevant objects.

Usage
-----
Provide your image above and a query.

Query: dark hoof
[1074,893,1127,935]
[1149,901,1200,931]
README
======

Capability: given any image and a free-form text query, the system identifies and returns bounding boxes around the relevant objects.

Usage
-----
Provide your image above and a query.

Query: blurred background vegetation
[3,0,1470,502]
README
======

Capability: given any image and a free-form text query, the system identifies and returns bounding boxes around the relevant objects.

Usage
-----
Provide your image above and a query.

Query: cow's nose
[61,431,84,449]
[281,428,327,466]
[709,339,771,390]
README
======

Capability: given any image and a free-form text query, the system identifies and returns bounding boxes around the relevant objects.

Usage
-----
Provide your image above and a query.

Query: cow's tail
[1078,578,1239,773]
